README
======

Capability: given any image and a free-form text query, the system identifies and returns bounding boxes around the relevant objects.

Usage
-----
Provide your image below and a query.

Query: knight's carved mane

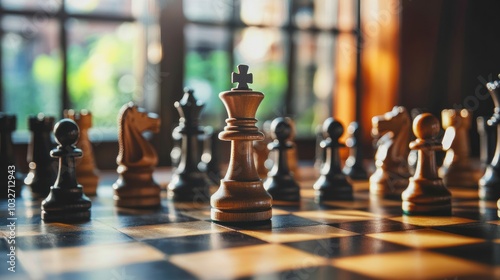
[376,107,411,168]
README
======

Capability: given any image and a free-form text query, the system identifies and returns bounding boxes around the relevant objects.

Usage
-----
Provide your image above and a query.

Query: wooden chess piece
[401,113,452,215]
[313,118,353,201]
[254,120,272,178]
[343,122,368,180]
[369,106,411,198]
[113,103,161,208]
[198,126,221,186]
[64,110,99,196]
[41,119,92,222]
[24,114,57,199]
[480,77,500,201]
[0,113,23,198]
[314,124,325,170]
[477,116,496,168]
[211,64,272,222]
[170,126,182,168]
[263,117,300,203]
[168,88,211,202]
[439,109,478,188]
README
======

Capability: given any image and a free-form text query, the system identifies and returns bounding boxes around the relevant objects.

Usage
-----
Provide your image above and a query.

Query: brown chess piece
[402,113,452,215]
[41,119,92,222]
[211,64,272,223]
[64,110,99,196]
[113,103,161,208]
[370,106,411,198]
[439,109,478,188]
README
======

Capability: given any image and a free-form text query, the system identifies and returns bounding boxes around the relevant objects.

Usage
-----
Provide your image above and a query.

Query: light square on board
[119,221,231,240]
[367,228,484,248]
[389,216,475,226]
[293,209,384,223]
[169,244,328,279]
[240,224,357,243]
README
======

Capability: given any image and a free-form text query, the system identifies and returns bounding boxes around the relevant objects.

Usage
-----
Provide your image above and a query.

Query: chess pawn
[168,88,211,202]
[0,114,23,198]
[264,117,300,203]
[24,114,57,199]
[402,113,451,215]
[41,119,92,222]
[313,118,353,201]
[439,109,478,188]
[480,78,500,201]
[198,126,221,186]
[343,122,368,180]
[254,120,272,178]
[113,103,161,208]
[64,110,99,196]
[211,64,272,222]
[370,106,411,198]
[285,117,300,180]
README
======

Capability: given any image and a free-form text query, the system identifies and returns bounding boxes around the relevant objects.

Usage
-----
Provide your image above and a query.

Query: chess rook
[24,114,57,199]
[0,114,23,198]
[65,109,99,196]
[168,88,211,201]
[113,103,162,208]
[370,106,411,198]
[41,119,91,222]
[211,64,272,222]
[479,77,500,201]
[263,117,300,203]
[402,113,452,215]
[313,118,353,201]
[439,109,478,188]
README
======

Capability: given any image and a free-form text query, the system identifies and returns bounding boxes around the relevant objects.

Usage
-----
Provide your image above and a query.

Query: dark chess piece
[477,116,496,168]
[0,114,23,198]
[439,109,478,188]
[41,119,92,222]
[211,64,272,222]
[263,117,300,203]
[168,88,211,202]
[170,126,182,168]
[370,106,411,198]
[343,122,368,180]
[401,113,451,215]
[198,126,221,186]
[64,110,99,196]
[314,124,325,170]
[313,118,353,201]
[24,114,57,199]
[113,103,162,208]
[254,120,272,179]
[480,77,500,201]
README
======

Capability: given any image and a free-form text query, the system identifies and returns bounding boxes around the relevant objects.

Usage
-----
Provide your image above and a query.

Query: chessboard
[1,166,499,280]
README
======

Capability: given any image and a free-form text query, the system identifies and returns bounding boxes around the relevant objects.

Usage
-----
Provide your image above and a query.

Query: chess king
[211,64,272,222]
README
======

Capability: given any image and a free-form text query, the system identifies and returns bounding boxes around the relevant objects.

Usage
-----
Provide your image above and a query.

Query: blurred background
[1,0,500,169]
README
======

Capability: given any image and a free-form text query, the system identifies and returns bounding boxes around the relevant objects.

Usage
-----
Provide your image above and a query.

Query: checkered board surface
[1,168,499,280]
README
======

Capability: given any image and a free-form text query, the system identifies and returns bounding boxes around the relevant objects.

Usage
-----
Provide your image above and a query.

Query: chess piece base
[211,180,272,223]
[264,175,300,202]
[479,166,500,201]
[402,178,452,215]
[113,171,161,208]
[41,185,91,222]
[369,169,409,198]
[313,175,353,201]
[168,172,210,202]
